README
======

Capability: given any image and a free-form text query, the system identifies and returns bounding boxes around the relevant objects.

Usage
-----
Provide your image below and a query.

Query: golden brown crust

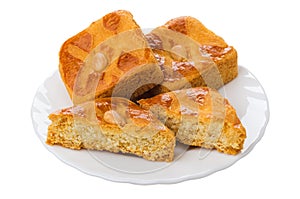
[138,87,246,155]
[59,10,163,103]
[50,13,243,160]
[143,16,238,97]
[164,16,227,47]
[47,97,176,162]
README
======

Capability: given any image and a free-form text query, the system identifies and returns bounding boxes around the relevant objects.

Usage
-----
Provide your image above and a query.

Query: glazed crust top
[59,10,157,100]
[146,16,236,83]
[49,97,173,137]
[138,87,245,132]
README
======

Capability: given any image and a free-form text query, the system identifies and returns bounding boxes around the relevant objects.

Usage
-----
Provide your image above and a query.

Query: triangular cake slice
[144,16,238,97]
[138,87,246,155]
[47,97,175,162]
[59,10,163,103]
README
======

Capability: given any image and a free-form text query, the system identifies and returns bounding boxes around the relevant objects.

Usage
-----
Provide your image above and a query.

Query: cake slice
[138,87,246,155]
[143,16,238,97]
[47,97,175,162]
[59,10,163,103]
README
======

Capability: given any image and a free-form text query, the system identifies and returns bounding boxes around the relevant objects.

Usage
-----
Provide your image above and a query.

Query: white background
[1,0,299,198]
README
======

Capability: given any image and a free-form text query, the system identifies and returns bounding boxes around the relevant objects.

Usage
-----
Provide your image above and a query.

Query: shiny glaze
[172,61,197,75]
[184,87,209,106]
[139,87,246,138]
[176,87,211,116]
[140,92,176,109]
[199,45,232,60]
[146,16,234,84]
[59,106,86,118]
[151,45,230,83]
[59,10,160,101]
[58,98,156,126]
[140,87,224,118]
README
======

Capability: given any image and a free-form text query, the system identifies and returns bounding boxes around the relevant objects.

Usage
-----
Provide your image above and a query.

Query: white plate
[31,66,269,184]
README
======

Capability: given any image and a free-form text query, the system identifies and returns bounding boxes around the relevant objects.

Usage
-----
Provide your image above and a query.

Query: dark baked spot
[144,48,151,59]
[117,52,139,71]
[71,32,93,52]
[165,17,187,35]
[103,12,121,33]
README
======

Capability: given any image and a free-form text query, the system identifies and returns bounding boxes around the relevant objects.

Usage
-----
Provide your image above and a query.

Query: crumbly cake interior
[47,98,175,162]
